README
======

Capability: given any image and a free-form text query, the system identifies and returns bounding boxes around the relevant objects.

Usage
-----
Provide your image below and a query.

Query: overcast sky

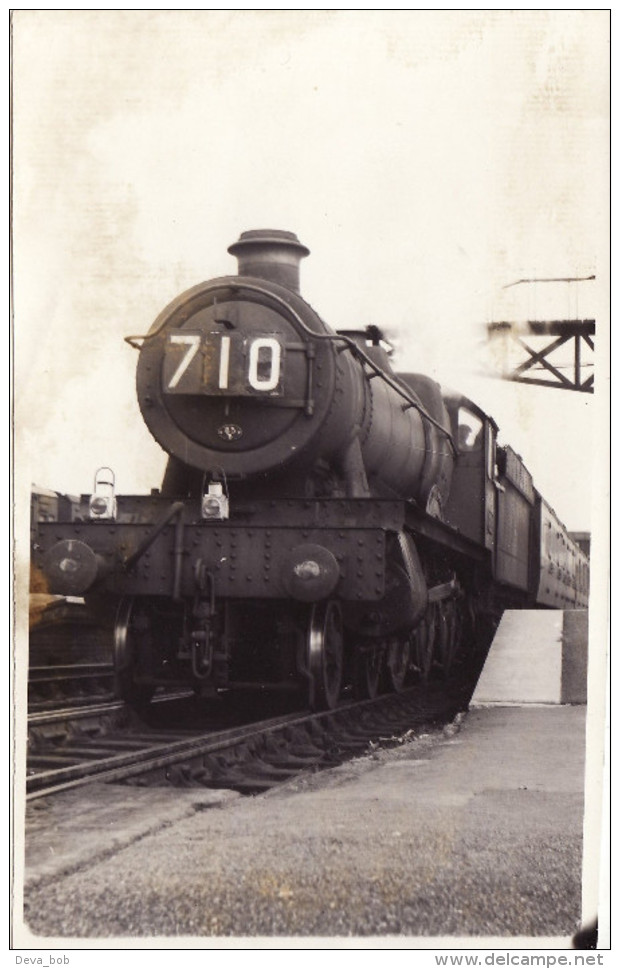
[13,10,609,533]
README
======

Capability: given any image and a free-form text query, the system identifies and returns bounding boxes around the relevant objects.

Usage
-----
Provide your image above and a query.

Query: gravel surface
[20,706,586,943]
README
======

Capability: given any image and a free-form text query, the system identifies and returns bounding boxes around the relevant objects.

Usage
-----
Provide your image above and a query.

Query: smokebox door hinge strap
[304,344,316,416]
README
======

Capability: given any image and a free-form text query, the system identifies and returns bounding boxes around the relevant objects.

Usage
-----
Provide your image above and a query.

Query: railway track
[26,679,469,802]
[27,689,200,754]
[28,663,116,710]
[28,598,115,710]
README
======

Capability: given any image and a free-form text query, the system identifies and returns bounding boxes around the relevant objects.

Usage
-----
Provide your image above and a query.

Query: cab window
[457,408,483,452]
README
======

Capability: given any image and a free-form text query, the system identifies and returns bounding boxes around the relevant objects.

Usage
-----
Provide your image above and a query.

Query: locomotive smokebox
[228,229,310,293]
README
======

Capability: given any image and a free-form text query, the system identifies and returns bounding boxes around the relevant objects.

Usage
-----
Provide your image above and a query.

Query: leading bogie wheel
[114,596,156,709]
[307,600,344,711]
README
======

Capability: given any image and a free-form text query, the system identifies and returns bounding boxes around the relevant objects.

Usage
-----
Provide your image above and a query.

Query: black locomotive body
[30,231,589,709]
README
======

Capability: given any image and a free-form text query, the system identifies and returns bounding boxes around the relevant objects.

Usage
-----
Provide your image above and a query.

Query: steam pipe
[123,501,185,573]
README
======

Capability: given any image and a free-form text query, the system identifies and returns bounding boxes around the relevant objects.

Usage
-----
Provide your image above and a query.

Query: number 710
[166,333,282,392]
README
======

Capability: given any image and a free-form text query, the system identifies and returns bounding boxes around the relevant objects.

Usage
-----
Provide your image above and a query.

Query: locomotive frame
[30,230,589,711]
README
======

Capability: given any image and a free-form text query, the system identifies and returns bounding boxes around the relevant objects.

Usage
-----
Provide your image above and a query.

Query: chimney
[228,229,310,293]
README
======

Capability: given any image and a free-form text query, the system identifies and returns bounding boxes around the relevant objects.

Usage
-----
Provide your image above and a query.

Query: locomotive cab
[443,393,498,554]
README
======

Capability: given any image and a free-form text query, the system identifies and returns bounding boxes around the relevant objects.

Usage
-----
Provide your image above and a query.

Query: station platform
[472,609,589,705]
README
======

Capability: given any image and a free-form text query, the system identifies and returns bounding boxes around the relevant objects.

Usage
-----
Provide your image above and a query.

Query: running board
[404,504,488,563]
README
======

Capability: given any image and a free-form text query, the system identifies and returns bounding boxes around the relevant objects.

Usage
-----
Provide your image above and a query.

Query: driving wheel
[437,600,461,677]
[413,602,438,683]
[353,644,382,699]
[384,636,411,693]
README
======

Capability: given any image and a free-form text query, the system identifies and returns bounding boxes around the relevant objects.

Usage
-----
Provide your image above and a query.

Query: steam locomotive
[30,230,589,709]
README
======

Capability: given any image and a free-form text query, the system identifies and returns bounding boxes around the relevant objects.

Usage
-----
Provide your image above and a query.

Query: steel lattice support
[487,319,595,394]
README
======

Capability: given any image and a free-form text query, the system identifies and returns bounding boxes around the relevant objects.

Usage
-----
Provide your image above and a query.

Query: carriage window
[457,408,483,452]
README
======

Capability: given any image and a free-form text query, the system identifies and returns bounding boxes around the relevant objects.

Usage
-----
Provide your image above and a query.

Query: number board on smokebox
[163,330,284,396]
